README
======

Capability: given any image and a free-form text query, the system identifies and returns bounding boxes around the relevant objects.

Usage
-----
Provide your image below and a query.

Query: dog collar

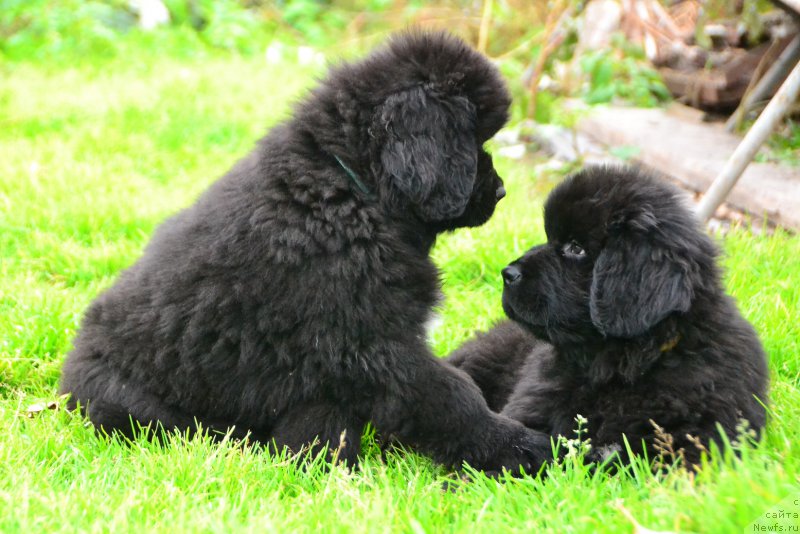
[659,334,681,353]
[333,154,374,199]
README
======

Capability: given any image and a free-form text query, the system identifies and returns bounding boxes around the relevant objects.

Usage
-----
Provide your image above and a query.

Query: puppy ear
[378,86,477,221]
[589,208,694,338]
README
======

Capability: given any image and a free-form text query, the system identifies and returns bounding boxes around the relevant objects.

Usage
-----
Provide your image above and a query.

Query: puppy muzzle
[502,264,522,285]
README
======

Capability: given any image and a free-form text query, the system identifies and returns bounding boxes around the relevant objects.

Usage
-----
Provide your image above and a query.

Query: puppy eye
[562,241,586,259]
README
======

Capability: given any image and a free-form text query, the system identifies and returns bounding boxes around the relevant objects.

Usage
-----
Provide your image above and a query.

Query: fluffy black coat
[60,31,552,472]
[448,166,769,467]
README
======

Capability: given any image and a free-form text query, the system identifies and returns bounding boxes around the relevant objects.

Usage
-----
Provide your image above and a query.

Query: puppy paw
[588,443,622,463]
[470,416,552,476]
[585,442,622,474]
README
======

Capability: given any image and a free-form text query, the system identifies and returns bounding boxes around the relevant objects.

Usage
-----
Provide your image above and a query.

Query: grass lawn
[1,44,799,533]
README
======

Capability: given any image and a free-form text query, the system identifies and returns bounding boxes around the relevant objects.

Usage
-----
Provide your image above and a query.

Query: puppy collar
[659,334,681,353]
[333,154,375,199]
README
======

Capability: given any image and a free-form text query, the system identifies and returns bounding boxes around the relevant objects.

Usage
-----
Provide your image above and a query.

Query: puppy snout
[495,185,506,200]
[502,265,522,285]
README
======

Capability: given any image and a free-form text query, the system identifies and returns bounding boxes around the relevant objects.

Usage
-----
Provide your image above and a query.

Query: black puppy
[59,31,551,472]
[448,166,769,468]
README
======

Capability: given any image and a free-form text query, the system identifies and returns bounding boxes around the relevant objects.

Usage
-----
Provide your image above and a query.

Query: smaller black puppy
[448,166,769,468]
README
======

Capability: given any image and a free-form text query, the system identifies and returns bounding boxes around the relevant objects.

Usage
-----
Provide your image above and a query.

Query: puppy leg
[80,398,146,441]
[270,403,365,466]
[373,347,551,474]
[446,320,539,411]
[75,387,254,443]
[80,396,202,442]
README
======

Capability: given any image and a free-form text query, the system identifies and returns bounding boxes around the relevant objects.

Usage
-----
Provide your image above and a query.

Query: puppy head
[360,31,511,226]
[502,166,719,345]
[297,31,509,227]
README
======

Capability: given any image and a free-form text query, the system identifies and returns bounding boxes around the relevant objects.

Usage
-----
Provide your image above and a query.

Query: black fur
[448,166,769,467]
[59,31,551,472]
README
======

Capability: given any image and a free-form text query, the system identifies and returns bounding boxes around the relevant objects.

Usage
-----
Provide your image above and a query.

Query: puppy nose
[495,185,506,200]
[502,265,522,285]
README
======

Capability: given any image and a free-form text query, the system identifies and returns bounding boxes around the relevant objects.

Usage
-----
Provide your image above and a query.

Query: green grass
[1,44,799,534]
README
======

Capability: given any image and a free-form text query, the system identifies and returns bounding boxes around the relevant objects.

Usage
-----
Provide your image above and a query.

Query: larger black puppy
[60,31,551,471]
[448,166,769,467]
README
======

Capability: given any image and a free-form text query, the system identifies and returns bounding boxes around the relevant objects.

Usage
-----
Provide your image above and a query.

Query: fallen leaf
[23,400,60,418]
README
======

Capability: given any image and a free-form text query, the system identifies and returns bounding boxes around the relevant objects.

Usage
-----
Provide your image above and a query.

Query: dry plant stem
[494,35,538,61]
[627,0,687,62]
[329,430,349,466]
[649,418,694,471]
[613,500,660,534]
[477,0,493,54]
[526,0,571,119]
[646,0,683,37]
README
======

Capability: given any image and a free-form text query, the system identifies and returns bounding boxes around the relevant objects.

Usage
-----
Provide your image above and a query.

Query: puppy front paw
[585,442,622,473]
[470,416,552,476]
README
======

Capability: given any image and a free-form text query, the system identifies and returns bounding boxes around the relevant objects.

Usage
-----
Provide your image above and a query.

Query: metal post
[697,60,800,222]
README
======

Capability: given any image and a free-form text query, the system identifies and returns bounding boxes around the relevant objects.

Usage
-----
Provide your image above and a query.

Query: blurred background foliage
[3,0,788,146]
[0,0,675,123]
[0,0,544,58]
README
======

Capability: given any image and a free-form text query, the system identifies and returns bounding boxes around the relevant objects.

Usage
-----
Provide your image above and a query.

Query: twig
[526,0,573,119]
[477,0,494,54]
